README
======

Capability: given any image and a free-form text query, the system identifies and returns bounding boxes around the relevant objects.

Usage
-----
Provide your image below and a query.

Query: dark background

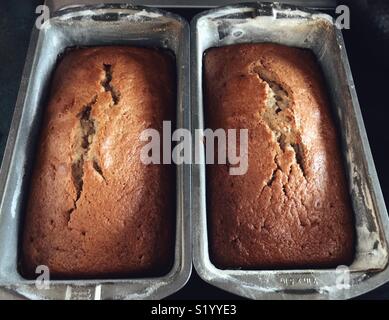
[0,0,388,299]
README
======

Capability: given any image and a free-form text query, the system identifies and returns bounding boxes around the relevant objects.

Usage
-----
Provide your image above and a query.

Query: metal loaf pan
[0,3,191,299]
[191,2,389,299]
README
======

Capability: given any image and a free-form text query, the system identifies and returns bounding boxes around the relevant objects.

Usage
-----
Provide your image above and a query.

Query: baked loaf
[22,47,175,278]
[204,43,354,269]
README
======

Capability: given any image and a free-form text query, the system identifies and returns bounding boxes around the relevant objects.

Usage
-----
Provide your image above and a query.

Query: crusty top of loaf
[205,43,354,268]
[22,47,175,278]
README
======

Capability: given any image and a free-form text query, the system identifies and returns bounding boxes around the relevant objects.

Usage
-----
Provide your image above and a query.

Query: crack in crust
[67,61,124,221]
[267,159,282,187]
[67,62,122,222]
[250,63,307,185]
[93,159,107,182]
[68,96,97,222]
[101,64,121,105]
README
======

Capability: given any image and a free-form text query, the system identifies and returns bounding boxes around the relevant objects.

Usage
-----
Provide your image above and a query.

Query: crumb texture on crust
[22,47,176,278]
[204,43,354,269]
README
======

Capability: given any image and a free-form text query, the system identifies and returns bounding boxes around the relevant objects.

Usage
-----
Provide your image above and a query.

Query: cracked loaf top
[204,43,354,269]
[22,47,176,278]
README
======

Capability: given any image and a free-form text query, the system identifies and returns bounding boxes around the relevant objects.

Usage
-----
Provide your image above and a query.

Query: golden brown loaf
[204,43,354,269]
[22,47,175,278]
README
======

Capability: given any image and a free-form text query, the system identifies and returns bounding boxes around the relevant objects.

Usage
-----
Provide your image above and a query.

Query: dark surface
[0,1,388,300]
[0,1,42,159]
